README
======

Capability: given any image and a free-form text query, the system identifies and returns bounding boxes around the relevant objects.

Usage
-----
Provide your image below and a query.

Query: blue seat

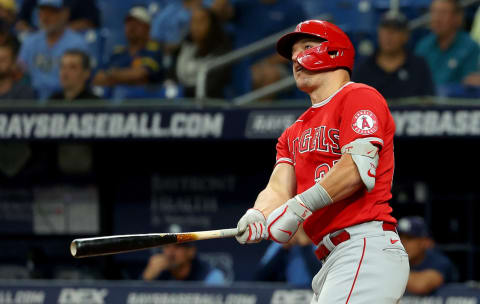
[81,29,106,70]
[373,0,431,9]
[100,28,126,67]
[299,0,378,34]
[111,83,185,102]
[436,84,480,98]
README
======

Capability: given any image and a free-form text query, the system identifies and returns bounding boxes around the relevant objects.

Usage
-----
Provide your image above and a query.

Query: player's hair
[63,49,91,70]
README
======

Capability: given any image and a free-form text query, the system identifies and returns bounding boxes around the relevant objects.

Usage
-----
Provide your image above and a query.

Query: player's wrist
[297,183,333,212]
[286,196,312,221]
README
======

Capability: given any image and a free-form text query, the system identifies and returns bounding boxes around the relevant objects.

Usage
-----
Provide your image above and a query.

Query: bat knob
[70,241,78,257]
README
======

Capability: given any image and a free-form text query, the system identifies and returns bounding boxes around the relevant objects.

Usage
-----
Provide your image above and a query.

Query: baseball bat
[70,228,239,258]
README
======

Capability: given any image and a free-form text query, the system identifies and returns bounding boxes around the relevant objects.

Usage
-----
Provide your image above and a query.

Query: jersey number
[314,160,338,183]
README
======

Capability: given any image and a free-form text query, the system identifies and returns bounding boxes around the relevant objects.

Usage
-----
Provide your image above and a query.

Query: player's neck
[309,70,350,105]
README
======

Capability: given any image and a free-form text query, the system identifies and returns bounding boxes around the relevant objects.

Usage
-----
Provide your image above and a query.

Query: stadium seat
[111,82,185,102]
[0,265,30,279]
[436,84,480,98]
[299,0,378,34]
[81,29,106,70]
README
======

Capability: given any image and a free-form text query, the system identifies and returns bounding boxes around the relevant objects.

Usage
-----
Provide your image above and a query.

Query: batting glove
[267,196,312,243]
[236,208,268,244]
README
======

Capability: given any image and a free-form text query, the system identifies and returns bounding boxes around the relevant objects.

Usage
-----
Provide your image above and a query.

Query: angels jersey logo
[352,110,378,135]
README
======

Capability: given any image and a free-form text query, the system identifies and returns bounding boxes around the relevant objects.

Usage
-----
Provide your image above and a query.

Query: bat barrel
[70,228,239,258]
[71,234,177,258]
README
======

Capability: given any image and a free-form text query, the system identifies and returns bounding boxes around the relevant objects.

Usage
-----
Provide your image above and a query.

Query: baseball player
[236,20,409,303]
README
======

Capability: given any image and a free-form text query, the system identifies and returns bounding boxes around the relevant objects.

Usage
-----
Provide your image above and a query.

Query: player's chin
[294,78,312,93]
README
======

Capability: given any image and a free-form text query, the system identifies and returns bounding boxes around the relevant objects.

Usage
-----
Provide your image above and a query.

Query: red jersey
[275,82,396,245]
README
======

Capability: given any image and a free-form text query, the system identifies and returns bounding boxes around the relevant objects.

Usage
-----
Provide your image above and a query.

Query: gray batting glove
[236,208,268,244]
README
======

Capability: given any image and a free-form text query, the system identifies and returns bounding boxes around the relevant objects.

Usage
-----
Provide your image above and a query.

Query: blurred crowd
[0,0,479,103]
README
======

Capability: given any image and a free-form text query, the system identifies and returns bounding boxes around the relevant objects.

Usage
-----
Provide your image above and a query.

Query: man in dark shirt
[142,243,226,285]
[353,11,434,101]
[398,216,458,295]
[0,36,35,100]
[50,49,98,101]
[93,6,163,91]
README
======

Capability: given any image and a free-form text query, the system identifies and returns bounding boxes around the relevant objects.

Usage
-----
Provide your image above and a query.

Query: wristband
[297,183,333,212]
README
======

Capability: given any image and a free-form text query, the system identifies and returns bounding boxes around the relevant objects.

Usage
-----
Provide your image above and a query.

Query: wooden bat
[70,228,239,258]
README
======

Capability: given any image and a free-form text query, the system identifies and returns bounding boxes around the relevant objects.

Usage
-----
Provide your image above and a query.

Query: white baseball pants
[311,221,410,304]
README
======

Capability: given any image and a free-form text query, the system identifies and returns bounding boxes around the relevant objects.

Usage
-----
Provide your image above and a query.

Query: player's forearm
[253,187,291,218]
[254,163,296,217]
[319,154,363,203]
[295,154,363,212]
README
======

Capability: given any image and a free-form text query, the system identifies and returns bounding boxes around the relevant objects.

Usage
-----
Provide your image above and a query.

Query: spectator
[0,0,17,45]
[0,0,16,30]
[17,0,89,100]
[398,216,458,295]
[353,11,434,100]
[16,0,100,33]
[50,49,98,101]
[92,6,163,91]
[176,6,231,98]
[212,0,306,96]
[415,0,480,87]
[254,226,320,287]
[142,225,226,285]
[0,36,35,100]
[150,0,205,54]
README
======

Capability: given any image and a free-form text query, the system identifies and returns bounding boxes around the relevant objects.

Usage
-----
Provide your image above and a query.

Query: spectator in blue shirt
[353,11,434,101]
[415,0,480,88]
[254,226,320,287]
[17,0,89,100]
[92,6,164,93]
[15,0,100,33]
[398,216,458,295]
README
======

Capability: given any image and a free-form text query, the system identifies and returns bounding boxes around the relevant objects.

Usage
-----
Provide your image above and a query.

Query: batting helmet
[276,20,355,74]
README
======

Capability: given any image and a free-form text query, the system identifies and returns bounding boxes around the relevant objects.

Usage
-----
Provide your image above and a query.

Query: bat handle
[221,228,239,238]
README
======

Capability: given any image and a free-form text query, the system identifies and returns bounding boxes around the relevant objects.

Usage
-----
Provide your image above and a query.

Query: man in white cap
[93,6,164,91]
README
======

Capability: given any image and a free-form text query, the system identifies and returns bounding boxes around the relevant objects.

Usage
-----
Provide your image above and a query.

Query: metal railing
[196,0,480,105]
[194,25,297,100]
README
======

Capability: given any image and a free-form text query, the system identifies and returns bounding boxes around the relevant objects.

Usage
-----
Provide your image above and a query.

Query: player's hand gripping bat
[70,228,239,258]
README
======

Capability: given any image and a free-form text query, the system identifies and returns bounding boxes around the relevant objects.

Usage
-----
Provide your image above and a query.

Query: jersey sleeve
[338,87,391,149]
[275,128,294,166]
